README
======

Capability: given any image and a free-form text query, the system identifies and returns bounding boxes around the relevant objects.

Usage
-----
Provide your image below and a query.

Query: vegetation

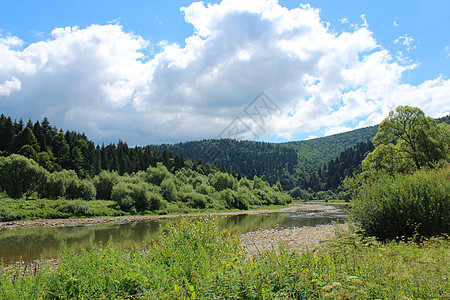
[363,106,450,174]
[0,218,448,299]
[349,106,450,240]
[0,154,291,220]
[151,125,379,190]
[1,106,449,299]
[0,198,122,222]
[350,167,449,240]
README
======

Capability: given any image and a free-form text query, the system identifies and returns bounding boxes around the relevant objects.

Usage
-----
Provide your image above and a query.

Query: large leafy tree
[363,105,450,174]
[0,154,48,198]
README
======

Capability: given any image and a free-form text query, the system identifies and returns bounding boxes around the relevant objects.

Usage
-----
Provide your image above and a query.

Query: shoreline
[0,203,343,230]
[2,204,347,272]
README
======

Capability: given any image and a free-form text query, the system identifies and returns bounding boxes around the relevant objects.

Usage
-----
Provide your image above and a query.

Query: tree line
[0,114,210,178]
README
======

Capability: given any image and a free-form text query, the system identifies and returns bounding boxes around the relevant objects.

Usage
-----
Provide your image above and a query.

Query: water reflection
[0,208,346,264]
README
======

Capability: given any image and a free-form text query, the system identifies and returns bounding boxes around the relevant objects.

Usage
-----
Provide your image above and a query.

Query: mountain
[152,125,379,189]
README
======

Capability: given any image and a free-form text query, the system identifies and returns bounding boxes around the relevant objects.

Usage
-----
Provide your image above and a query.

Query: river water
[0,206,346,264]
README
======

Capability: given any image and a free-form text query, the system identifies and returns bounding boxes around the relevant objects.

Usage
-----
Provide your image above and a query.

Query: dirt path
[0,203,343,230]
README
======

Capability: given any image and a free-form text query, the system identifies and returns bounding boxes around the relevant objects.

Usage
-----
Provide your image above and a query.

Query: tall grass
[1,218,448,299]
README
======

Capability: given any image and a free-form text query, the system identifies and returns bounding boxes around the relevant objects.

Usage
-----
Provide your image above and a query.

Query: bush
[0,154,48,198]
[351,168,450,240]
[78,179,96,200]
[218,188,249,209]
[210,172,236,191]
[111,182,163,212]
[58,200,92,216]
[190,193,208,209]
[45,170,71,199]
[111,182,134,211]
[93,170,120,200]
[64,171,96,200]
[145,163,170,185]
[160,177,177,202]
[195,183,215,195]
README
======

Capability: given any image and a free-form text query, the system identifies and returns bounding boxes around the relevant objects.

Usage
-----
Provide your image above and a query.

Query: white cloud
[394,34,415,50]
[0,77,21,96]
[360,14,368,28]
[0,0,449,145]
[393,18,399,27]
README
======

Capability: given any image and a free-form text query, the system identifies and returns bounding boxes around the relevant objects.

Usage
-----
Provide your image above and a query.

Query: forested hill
[151,125,379,189]
[152,140,298,186]
[281,125,378,174]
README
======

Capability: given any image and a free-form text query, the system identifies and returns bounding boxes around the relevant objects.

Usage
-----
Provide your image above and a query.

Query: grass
[0,198,124,221]
[1,218,448,299]
[0,197,296,222]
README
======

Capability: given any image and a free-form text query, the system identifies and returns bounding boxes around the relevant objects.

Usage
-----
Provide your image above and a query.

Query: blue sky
[0,0,449,145]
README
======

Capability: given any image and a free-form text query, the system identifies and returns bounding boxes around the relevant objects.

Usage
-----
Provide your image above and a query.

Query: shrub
[218,188,249,209]
[0,154,48,198]
[58,200,92,216]
[0,207,18,222]
[111,182,134,211]
[45,170,71,199]
[190,193,208,209]
[195,183,215,195]
[63,171,96,200]
[93,170,120,200]
[210,172,236,191]
[146,190,163,211]
[160,177,177,202]
[145,163,170,185]
[351,167,450,240]
[78,179,96,200]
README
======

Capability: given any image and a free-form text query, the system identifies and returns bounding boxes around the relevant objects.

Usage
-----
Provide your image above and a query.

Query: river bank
[2,204,346,272]
[0,203,344,230]
[4,222,347,274]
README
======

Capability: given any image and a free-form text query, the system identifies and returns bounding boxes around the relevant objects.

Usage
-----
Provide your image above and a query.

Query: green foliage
[161,177,177,202]
[58,199,92,216]
[0,198,122,221]
[93,170,120,200]
[132,183,163,212]
[17,144,38,161]
[1,220,448,299]
[363,106,450,174]
[0,154,48,198]
[111,182,163,212]
[111,182,134,211]
[44,170,72,199]
[65,171,96,200]
[210,172,236,191]
[145,162,171,185]
[351,168,450,240]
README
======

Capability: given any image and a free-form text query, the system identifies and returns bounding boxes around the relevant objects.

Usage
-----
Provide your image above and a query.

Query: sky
[0,0,449,145]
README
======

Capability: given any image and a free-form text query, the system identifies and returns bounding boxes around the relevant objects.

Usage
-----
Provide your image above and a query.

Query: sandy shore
[0,203,343,230]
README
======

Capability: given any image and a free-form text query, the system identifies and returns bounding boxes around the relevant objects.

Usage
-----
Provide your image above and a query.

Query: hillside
[152,125,379,189]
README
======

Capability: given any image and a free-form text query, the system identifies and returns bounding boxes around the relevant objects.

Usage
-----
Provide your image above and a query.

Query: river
[0,204,347,264]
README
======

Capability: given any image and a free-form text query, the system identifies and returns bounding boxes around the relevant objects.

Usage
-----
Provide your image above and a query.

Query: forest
[0,114,291,221]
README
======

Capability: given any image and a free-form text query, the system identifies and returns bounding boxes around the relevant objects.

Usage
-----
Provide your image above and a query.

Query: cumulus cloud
[0,0,449,145]
[0,77,21,96]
